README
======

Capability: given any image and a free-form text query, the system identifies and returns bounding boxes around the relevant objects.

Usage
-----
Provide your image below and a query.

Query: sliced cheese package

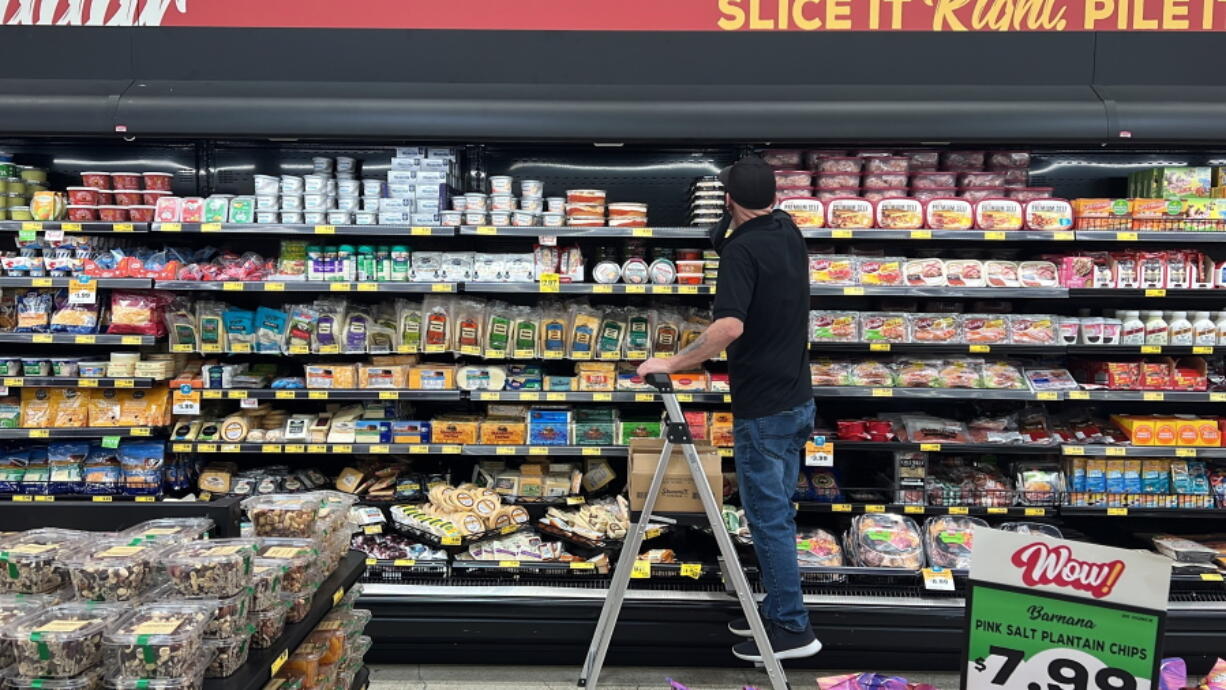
[568,305,600,358]
[421,295,452,351]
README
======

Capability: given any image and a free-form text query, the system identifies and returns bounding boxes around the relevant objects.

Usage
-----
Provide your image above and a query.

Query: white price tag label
[922,566,954,591]
[240,397,259,409]
[68,276,97,305]
[45,230,65,242]
[805,435,833,467]
[538,235,557,246]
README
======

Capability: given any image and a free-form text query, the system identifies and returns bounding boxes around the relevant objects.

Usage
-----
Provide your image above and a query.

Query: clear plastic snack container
[154,583,253,639]
[5,603,123,677]
[0,529,88,594]
[305,629,345,665]
[162,539,260,598]
[255,539,320,593]
[203,627,253,678]
[121,519,213,546]
[242,495,321,539]
[0,596,42,668]
[251,600,290,649]
[282,587,316,625]
[250,561,286,611]
[103,603,213,679]
[279,643,324,689]
[2,667,103,690]
[61,538,166,602]
[102,657,209,690]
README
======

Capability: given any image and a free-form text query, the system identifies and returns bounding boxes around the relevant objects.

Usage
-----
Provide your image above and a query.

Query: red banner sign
[6,0,1226,31]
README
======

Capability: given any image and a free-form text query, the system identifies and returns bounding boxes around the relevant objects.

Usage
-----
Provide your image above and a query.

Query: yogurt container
[465,193,488,212]
[489,210,511,226]
[489,176,513,194]
[521,180,544,197]
[302,175,327,194]
[490,194,515,212]
[111,173,141,190]
[281,195,304,212]
[97,206,128,222]
[140,188,171,205]
[143,172,173,191]
[49,358,80,377]
[256,211,278,224]
[546,197,565,213]
[66,205,97,222]
[312,157,333,174]
[439,210,462,226]
[520,196,543,213]
[280,176,304,194]
[337,179,361,196]
[254,195,277,212]
[0,358,19,376]
[451,196,468,212]
[229,197,256,223]
[303,193,327,211]
[128,206,155,222]
[81,172,112,189]
[78,361,108,378]
[253,175,279,195]
[361,179,384,197]
[511,210,537,227]
[354,211,377,225]
[336,157,356,174]
[304,212,326,225]
[541,212,564,227]
[326,211,351,225]
[464,211,487,225]
[592,261,621,284]
[66,187,99,205]
[20,358,51,376]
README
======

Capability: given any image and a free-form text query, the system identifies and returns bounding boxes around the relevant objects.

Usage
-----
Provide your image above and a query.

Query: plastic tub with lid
[162,538,260,598]
[102,603,213,679]
[4,602,123,677]
[242,494,320,538]
[122,517,213,545]
[0,528,87,594]
[60,537,165,602]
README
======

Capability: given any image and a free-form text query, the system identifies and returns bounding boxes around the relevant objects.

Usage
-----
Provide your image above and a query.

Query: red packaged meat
[1002,169,1030,187]
[816,157,864,174]
[860,313,909,343]
[776,186,814,201]
[796,530,843,567]
[1019,261,1058,288]
[846,514,924,569]
[901,150,940,171]
[816,172,861,190]
[896,359,941,387]
[863,189,908,204]
[974,199,1023,230]
[913,187,958,203]
[911,172,957,189]
[761,149,803,168]
[904,416,970,444]
[985,260,1020,287]
[988,152,1031,169]
[857,257,904,285]
[941,151,986,172]
[864,156,910,174]
[847,361,893,387]
[1007,187,1054,202]
[817,189,860,204]
[863,173,908,190]
[924,516,986,569]
[912,314,960,343]
[774,170,812,187]
[964,315,1008,344]
[961,187,1006,203]
[958,172,1006,188]
[925,199,973,230]
[1009,315,1057,344]
[804,150,849,169]
[946,260,985,287]
[904,259,946,287]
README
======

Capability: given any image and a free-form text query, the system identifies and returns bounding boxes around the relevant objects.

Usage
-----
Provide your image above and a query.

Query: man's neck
[730,208,772,231]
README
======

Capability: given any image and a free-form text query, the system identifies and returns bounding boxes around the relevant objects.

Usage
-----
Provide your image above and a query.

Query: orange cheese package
[430,417,480,444]
[358,365,407,389]
[20,387,58,428]
[106,291,170,337]
[116,386,170,427]
[51,388,90,427]
[89,389,123,426]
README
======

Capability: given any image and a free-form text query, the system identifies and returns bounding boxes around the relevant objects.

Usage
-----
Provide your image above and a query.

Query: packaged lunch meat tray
[876,199,923,230]
[924,199,974,230]
[923,515,986,569]
[777,197,823,228]
[826,199,873,229]
[844,514,924,569]
[975,199,1023,230]
[796,529,843,567]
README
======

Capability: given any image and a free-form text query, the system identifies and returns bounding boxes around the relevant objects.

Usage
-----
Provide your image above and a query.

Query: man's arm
[636,316,743,376]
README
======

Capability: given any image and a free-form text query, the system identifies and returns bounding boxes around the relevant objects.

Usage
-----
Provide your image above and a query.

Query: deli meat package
[795,529,844,567]
[844,514,924,570]
[923,515,987,569]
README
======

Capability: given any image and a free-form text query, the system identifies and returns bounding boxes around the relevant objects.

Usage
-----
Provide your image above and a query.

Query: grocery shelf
[154,280,454,293]
[0,221,145,234]
[833,441,1056,455]
[1075,230,1226,243]
[170,442,466,454]
[0,333,154,345]
[801,229,1075,242]
[151,222,456,236]
[810,286,1067,298]
[0,426,158,439]
[809,342,1065,355]
[457,226,708,238]
[812,387,1054,401]
[1059,506,1226,518]
[0,494,242,536]
[462,445,628,457]
[1070,288,1226,299]
[796,502,1051,517]
[1068,390,1226,402]
[203,389,463,402]
[1067,345,1218,355]
[205,551,365,690]
[1061,445,1226,458]
[470,390,729,404]
[463,282,713,295]
[0,376,155,388]
[0,277,152,288]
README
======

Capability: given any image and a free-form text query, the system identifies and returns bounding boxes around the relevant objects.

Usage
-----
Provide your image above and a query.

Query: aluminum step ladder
[577,373,789,690]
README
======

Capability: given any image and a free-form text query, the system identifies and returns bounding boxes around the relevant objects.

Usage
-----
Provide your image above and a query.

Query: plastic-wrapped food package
[985,261,1020,288]
[761,150,803,168]
[975,199,1024,230]
[826,199,874,229]
[989,152,1031,169]
[809,311,858,342]
[939,359,983,388]
[857,257,904,286]
[862,188,908,204]
[946,260,985,288]
[942,151,986,171]
[875,199,923,229]
[15,290,52,332]
[1024,368,1078,391]
[895,359,941,388]
[902,150,940,171]
[1151,535,1217,563]
[0,529,86,594]
[4,603,122,678]
[999,522,1062,538]
[959,172,1006,188]
[816,189,860,205]
[904,416,970,444]
[1024,199,1073,231]
[774,170,812,187]
[1019,261,1059,288]
[982,361,1026,389]
[816,157,863,174]
[847,361,894,387]
[420,296,452,351]
[809,255,856,285]
[810,359,851,387]
[904,259,946,287]
[962,188,1006,203]
[924,199,974,230]
[863,173,908,190]
[1010,315,1057,345]
[108,292,171,336]
[1008,187,1054,202]
[913,187,958,203]
[61,537,164,602]
[860,313,909,343]
[912,314,960,343]
[1016,465,1064,505]
[815,172,860,190]
[924,516,986,569]
[844,514,924,569]
[777,198,823,227]
[864,157,909,174]
[796,530,843,567]
[911,172,957,189]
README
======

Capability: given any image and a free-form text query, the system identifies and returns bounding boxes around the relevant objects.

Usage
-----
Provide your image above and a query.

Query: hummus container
[361,179,383,197]
[864,172,908,189]
[335,157,355,174]
[354,212,377,225]
[864,156,909,174]
[281,195,304,212]
[816,188,859,204]
[255,212,278,224]
[489,176,513,194]
[124,205,153,223]
[677,273,703,285]
[490,194,515,212]
[65,205,97,222]
[546,197,565,213]
[97,206,128,222]
[774,170,811,187]
[326,211,351,225]
[567,189,606,204]
[114,190,142,206]
[1024,199,1073,231]
[21,358,51,376]
[825,198,874,229]
[542,212,564,227]
[303,212,326,225]
[876,198,924,229]
[913,187,958,203]
[511,210,537,227]
[255,195,278,211]
[816,172,860,190]
[9,206,31,221]
[464,193,488,212]
[50,358,79,377]
[280,176,304,194]
[111,173,141,190]
[303,175,327,195]
[974,199,1024,230]
[777,197,824,228]
[863,188,908,203]
[142,172,173,191]
[520,196,544,213]
[925,198,974,230]
[20,167,47,183]
[960,187,1004,203]
[439,210,462,226]
[203,197,229,223]
[78,361,107,377]
[302,193,327,211]
[521,180,544,197]
[816,157,863,174]
[911,172,957,189]
[253,175,279,195]
[81,172,112,189]
[66,188,99,206]
[181,197,205,223]
[229,197,255,223]
[451,196,468,212]
[489,210,511,226]
[337,179,360,196]
[464,211,487,225]
[1008,187,1054,202]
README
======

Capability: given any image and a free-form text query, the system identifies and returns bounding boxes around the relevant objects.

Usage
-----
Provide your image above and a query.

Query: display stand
[0,495,242,536]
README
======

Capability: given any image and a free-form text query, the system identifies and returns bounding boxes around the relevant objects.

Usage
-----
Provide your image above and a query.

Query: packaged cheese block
[777,197,824,228]
[825,198,873,229]
[479,421,527,445]
[875,198,923,229]
[409,365,456,390]
[358,365,406,389]
[430,417,479,444]
[457,365,507,391]
[925,198,973,230]
[1025,199,1073,231]
[975,199,1023,230]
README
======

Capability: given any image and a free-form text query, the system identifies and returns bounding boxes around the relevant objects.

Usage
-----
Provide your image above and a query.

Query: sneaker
[732,623,822,662]
[728,617,752,637]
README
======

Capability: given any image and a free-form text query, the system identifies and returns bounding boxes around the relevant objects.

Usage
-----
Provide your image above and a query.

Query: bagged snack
[107,291,169,336]
[924,515,986,568]
[845,513,924,569]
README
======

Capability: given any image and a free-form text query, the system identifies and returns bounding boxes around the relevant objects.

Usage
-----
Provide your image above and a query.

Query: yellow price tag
[1213,393,1226,402]
[113,223,134,232]
[159,223,181,232]
[625,285,646,294]
[271,650,290,676]
[2,378,20,387]
[570,562,596,570]
[1107,507,1128,516]
[171,344,194,353]
[369,445,390,454]
[495,446,517,455]
[274,390,296,400]
[544,392,565,401]
[1145,289,1166,298]
[410,226,432,236]
[498,560,520,569]
[121,336,143,345]
[61,223,82,231]
[872,388,894,397]
[1036,391,1058,401]
[314,225,336,235]
[330,282,352,292]
[92,495,113,502]
[630,561,652,578]
[220,444,240,453]
[538,273,560,293]
[32,334,52,344]
[1194,346,1215,355]
[723,394,732,403]
[1068,390,1090,400]
[28,429,49,438]
[676,393,693,403]
[1054,231,1074,240]
[31,278,53,287]
[356,282,379,292]
[284,445,305,453]
[865,504,885,513]
[1143,392,1165,401]
[172,444,191,453]
[308,444,328,454]
[11,495,31,502]
[431,283,452,292]
[441,535,461,545]
[264,282,285,292]
[130,427,151,437]
[475,226,498,235]
[529,446,550,456]
[365,558,378,567]
[679,285,699,294]
[969,345,990,353]
[21,222,42,231]
[1202,573,1224,582]
[263,445,282,454]
[949,506,970,515]
[1116,232,1139,241]
[289,345,310,354]
[919,443,941,452]
[230,343,252,354]
[379,391,399,400]
[33,495,53,502]
[631,228,654,237]
[518,392,541,401]
[680,563,703,579]
[831,229,854,239]
[987,507,1008,515]
[842,287,865,296]
[201,344,222,353]
[983,231,1007,240]
[592,393,612,402]
[442,445,462,454]
[627,351,648,360]
[227,390,247,399]
[582,447,600,456]
[197,444,217,453]
[1176,448,1197,457]
[333,444,353,454]
[363,525,382,535]
[200,223,222,232]
[869,343,891,352]
[1024,508,1046,517]
[910,230,932,239]
[202,390,222,399]
[1105,447,1127,456]
[592,284,613,294]
[904,505,925,514]
[832,504,852,512]
[72,335,96,344]
[1141,345,1162,354]
[135,496,155,503]
[653,285,675,294]
[393,559,417,567]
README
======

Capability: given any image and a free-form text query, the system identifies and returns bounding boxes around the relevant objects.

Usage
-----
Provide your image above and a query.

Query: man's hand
[637,357,673,378]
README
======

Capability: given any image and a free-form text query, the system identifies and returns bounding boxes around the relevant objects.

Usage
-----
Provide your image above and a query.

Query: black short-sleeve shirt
[711,210,811,419]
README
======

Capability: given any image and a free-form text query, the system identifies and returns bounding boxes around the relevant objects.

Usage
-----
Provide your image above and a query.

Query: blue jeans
[733,399,815,634]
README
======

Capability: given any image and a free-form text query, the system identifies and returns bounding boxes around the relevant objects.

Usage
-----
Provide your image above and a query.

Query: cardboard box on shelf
[628,439,722,513]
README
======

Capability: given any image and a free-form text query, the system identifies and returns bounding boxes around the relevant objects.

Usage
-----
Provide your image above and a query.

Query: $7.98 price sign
[964,584,1161,690]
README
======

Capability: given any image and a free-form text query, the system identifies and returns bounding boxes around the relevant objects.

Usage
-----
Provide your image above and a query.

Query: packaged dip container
[876,199,924,230]
[439,210,462,226]
[546,197,565,213]
[20,358,51,376]
[65,188,99,206]
[489,176,513,194]
[162,539,260,598]
[111,173,141,190]
[253,175,279,195]
[566,189,606,204]
[511,210,537,227]
[974,199,1024,230]
[180,197,204,223]
[81,172,112,189]
[489,210,511,226]
[924,198,974,230]
[490,194,515,212]
[541,212,564,227]
[520,196,543,213]
[1024,199,1073,231]
[154,197,182,223]
[777,197,824,228]
[825,198,874,229]
[464,193,488,212]
[5,603,122,677]
[142,172,174,191]
[228,197,256,224]
[78,361,107,378]
[521,180,544,197]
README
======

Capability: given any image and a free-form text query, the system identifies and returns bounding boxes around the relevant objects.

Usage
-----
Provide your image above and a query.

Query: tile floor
[368,664,960,689]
